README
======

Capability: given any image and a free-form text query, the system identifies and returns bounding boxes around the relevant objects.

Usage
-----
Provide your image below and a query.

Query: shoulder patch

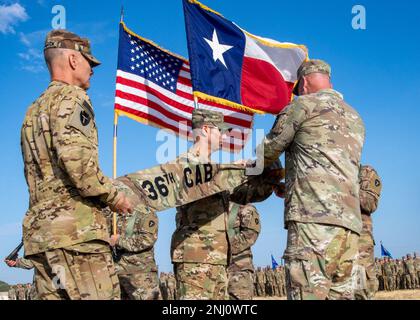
[67,101,94,137]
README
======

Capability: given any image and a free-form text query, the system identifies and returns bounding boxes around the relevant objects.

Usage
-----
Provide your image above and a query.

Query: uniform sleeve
[258,99,308,166]
[230,205,261,255]
[116,212,158,252]
[51,92,119,207]
[15,257,34,270]
[230,160,283,204]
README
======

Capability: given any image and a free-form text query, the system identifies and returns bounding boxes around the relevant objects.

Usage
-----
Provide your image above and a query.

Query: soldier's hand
[274,183,286,199]
[5,259,17,267]
[109,234,120,247]
[110,193,133,214]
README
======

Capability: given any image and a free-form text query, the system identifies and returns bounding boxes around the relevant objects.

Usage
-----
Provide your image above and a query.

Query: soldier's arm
[116,213,158,253]
[230,205,261,255]
[51,91,120,208]
[230,160,283,205]
[258,99,308,167]
[14,258,34,270]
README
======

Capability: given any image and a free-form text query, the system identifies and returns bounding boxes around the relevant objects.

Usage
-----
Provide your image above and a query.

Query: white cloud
[18,30,49,73]
[0,3,29,34]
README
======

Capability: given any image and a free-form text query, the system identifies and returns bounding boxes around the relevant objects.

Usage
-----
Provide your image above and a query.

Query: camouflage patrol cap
[191,109,230,132]
[293,59,331,96]
[44,29,101,67]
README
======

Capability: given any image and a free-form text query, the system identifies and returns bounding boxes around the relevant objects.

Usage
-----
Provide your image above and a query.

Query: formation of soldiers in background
[8,252,420,300]
[7,283,35,300]
[376,254,420,291]
[158,266,288,300]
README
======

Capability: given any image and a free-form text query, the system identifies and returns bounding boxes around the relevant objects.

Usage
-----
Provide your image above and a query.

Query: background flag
[271,254,279,270]
[114,22,254,152]
[380,241,393,258]
[183,0,308,114]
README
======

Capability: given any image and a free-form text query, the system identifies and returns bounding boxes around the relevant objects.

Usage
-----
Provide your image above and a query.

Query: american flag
[114,23,254,152]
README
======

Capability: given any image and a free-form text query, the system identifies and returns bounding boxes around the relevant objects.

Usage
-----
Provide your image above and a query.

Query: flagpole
[112,112,118,236]
[112,5,124,237]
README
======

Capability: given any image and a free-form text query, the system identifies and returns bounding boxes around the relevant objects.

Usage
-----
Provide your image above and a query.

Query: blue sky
[0,0,419,285]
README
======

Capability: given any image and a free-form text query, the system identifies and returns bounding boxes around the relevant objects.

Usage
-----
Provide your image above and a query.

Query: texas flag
[183,0,308,114]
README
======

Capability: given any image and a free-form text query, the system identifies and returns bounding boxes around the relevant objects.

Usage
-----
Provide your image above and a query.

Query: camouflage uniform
[171,109,281,300]
[255,268,266,296]
[395,260,404,290]
[8,286,16,300]
[159,273,169,300]
[414,253,420,289]
[167,273,177,300]
[375,259,383,291]
[353,165,382,300]
[403,255,417,289]
[21,30,121,300]
[383,258,394,291]
[109,188,161,300]
[260,60,365,300]
[16,284,26,300]
[227,203,261,300]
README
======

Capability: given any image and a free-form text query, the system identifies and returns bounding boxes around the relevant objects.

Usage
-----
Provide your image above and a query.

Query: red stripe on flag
[241,56,292,114]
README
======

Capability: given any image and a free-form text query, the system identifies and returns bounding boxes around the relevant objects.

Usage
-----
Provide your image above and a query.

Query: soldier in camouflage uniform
[159,273,169,300]
[383,257,394,291]
[226,157,281,300]
[374,258,382,291]
[171,109,282,300]
[414,253,420,289]
[167,273,177,300]
[5,256,37,299]
[353,165,382,300]
[107,197,161,300]
[20,30,134,300]
[403,254,417,289]
[227,203,261,300]
[16,284,26,300]
[395,259,404,290]
[8,286,16,300]
[255,267,266,297]
[259,60,365,300]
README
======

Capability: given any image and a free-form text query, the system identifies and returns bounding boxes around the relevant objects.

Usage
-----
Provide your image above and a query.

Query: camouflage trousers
[29,241,120,300]
[119,272,161,300]
[353,230,376,300]
[256,280,265,296]
[228,270,254,300]
[174,263,228,300]
[284,222,359,300]
[404,273,417,289]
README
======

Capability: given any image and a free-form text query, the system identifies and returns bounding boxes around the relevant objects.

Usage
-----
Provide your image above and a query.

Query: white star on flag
[204,29,233,69]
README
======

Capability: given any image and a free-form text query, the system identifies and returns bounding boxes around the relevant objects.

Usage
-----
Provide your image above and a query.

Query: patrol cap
[191,109,230,132]
[293,59,331,96]
[44,29,101,67]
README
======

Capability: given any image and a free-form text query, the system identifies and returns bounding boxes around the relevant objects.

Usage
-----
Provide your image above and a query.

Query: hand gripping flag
[182,0,308,114]
[114,22,254,152]
[271,254,279,270]
[380,241,393,258]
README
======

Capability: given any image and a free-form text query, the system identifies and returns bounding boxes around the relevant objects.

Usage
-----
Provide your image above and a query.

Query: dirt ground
[254,290,420,300]
[374,290,420,300]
